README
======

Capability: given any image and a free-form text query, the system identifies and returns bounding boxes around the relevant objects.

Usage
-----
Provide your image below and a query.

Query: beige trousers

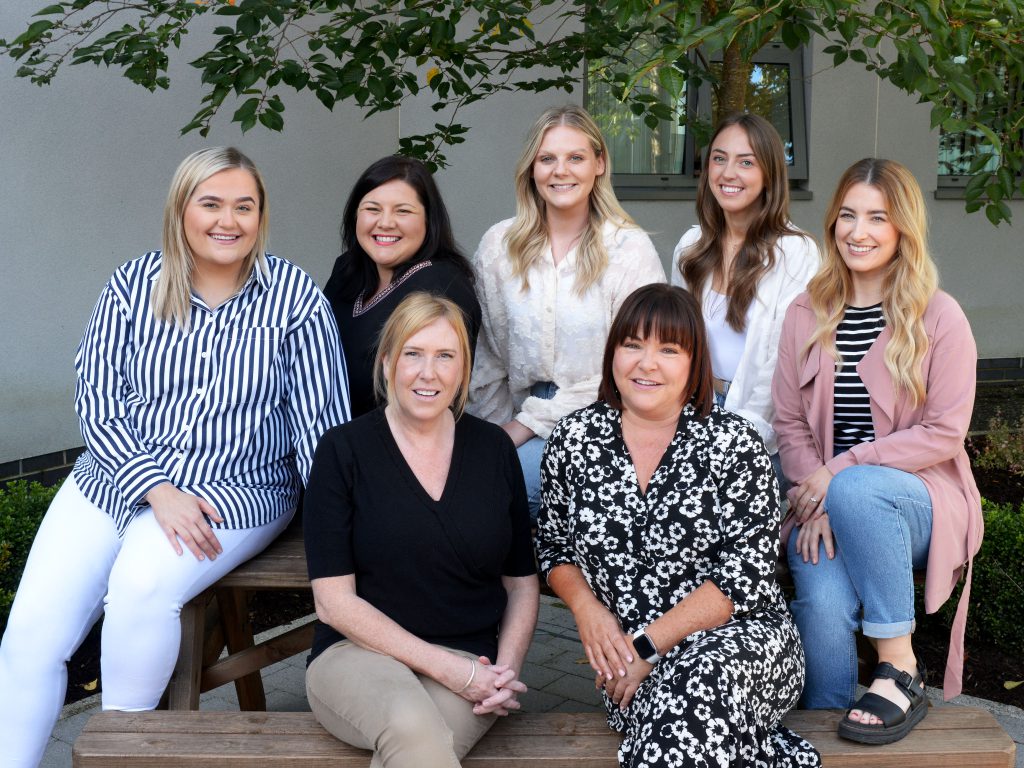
[305,641,497,768]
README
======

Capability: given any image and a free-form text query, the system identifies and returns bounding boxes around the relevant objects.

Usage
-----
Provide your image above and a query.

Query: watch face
[633,632,657,661]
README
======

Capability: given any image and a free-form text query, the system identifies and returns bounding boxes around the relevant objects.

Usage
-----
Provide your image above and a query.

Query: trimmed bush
[939,498,1024,656]
[0,480,60,634]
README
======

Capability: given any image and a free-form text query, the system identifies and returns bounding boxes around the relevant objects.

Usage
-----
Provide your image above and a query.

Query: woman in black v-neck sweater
[303,293,536,767]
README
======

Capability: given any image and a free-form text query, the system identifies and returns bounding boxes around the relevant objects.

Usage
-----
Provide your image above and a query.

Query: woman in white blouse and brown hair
[469,104,666,520]
[672,113,818,486]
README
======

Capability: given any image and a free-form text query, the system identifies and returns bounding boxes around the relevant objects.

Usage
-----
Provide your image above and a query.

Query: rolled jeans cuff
[861,617,916,639]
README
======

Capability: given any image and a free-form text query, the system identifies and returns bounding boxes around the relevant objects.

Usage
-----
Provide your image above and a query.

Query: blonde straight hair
[153,147,270,327]
[373,292,473,418]
[505,104,637,295]
[807,158,937,406]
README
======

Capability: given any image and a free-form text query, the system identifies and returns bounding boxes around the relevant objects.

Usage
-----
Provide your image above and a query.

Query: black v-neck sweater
[303,408,534,662]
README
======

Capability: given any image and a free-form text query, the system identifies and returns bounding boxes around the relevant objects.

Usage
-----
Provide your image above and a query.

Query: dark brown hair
[679,112,808,331]
[598,284,714,417]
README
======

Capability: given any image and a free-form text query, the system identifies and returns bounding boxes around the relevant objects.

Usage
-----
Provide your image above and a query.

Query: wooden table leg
[216,587,267,711]
[167,591,208,710]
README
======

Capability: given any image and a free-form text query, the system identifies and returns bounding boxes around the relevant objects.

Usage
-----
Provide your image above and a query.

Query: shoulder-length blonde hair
[678,113,806,332]
[806,157,937,406]
[153,146,269,327]
[373,292,473,418]
[504,104,637,295]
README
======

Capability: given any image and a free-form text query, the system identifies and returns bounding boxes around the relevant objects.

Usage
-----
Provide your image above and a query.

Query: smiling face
[612,333,692,421]
[532,125,605,218]
[706,124,765,218]
[384,317,464,425]
[833,182,900,288]
[355,179,427,286]
[183,167,261,282]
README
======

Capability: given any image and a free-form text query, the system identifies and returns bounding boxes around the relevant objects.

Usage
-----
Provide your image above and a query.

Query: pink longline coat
[772,290,983,701]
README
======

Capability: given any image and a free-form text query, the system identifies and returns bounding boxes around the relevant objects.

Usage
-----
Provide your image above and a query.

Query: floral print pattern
[537,402,821,767]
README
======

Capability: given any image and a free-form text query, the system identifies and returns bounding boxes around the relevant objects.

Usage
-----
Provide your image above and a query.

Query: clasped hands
[454,655,527,716]
[789,465,835,564]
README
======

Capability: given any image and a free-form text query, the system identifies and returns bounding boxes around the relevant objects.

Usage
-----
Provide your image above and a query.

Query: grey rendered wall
[0,3,397,461]
[2,7,1022,462]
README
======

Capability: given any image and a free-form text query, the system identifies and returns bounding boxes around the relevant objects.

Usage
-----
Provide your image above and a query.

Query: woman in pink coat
[772,158,982,745]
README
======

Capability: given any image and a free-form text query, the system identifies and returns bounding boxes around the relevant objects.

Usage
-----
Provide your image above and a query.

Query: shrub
[972,411,1024,478]
[939,498,1024,656]
[0,480,60,634]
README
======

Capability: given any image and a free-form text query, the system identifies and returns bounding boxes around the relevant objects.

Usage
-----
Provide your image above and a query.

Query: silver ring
[810,497,819,503]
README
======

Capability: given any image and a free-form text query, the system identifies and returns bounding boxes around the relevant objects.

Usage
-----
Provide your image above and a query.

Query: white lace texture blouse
[469,218,666,439]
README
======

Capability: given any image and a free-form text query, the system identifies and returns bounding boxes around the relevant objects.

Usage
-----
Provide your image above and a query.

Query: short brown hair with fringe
[599,284,714,418]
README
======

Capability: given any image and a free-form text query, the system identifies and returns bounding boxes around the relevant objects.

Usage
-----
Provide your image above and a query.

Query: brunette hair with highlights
[598,284,714,418]
[678,113,809,331]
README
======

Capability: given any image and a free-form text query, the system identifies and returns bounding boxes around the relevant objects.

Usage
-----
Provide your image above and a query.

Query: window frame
[588,41,809,199]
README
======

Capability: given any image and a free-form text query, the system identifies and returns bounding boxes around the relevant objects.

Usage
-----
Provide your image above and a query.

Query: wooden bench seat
[74,709,1015,768]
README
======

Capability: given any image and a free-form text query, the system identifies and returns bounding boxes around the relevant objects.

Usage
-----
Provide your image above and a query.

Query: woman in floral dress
[536,284,820,768]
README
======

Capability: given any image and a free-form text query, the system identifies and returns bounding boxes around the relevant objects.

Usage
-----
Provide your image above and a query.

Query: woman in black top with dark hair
[324,155,481,416]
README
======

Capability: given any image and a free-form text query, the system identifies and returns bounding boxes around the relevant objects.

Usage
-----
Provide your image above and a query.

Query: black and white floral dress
[536,402,821,768]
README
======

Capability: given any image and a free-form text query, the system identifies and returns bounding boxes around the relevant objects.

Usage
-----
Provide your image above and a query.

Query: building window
[588,42,808,197]
[937,73,1019,189]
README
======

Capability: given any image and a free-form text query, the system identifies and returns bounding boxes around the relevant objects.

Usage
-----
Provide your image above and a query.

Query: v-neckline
[377,409,460,508]
[616,406,688,498]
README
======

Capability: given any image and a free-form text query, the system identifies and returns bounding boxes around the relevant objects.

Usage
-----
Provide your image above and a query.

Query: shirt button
[195,387,204,395]
[201,352,209,359]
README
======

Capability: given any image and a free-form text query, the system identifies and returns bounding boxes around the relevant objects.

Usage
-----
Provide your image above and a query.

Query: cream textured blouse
[469,218,666,439]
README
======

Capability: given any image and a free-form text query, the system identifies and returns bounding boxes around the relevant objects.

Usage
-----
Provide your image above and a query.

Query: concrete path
[43,596,1022,767]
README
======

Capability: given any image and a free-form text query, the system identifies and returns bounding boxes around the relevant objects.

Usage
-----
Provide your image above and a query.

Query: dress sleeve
[285,293,351,485]
[74,278,171,511]
[825,296,977,476]
[303,428,357,580]
[704,418,781,614]
[534,419,578,579]
[468,225,515,424]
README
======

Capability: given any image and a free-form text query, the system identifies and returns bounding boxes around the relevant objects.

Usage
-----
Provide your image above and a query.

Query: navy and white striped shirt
[73,251,350,534]
[833,303,885,452]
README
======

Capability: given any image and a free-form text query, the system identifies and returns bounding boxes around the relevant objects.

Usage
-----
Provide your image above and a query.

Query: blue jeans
[518,381,558,522]
[787,465,932,708]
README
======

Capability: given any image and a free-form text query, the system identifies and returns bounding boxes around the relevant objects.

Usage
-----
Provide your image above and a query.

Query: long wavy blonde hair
[153,147,269,327]
[806,158,937,406]
[505,104,636,295]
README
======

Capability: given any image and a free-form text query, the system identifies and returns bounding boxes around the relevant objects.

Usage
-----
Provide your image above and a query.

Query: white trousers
[0,475,293,768]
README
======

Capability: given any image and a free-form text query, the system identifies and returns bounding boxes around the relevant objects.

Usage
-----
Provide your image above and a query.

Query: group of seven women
[0,103,981,768]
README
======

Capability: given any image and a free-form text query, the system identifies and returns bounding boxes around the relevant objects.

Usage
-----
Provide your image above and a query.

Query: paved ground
[44,596,1022,767]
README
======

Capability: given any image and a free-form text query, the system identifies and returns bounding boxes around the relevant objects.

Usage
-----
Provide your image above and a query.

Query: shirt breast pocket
[223,327,286,406]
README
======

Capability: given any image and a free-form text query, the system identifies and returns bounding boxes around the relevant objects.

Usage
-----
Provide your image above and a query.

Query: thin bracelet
[455,658,476,693]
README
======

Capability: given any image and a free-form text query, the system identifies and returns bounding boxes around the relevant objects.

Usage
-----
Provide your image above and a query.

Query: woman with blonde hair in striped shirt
[772,158,981,744]
[0,147,349,768]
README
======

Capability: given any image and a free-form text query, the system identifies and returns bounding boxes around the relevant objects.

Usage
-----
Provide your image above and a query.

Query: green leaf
[34,5,65,16]
[258,109,284,131]
[12,20,54,46]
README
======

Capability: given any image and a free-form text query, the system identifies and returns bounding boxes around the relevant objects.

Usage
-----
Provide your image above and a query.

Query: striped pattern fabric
[833,304,885,452]
[73,251,350,534]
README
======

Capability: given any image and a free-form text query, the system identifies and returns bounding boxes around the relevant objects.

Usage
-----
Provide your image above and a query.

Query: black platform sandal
[837,661,928,745]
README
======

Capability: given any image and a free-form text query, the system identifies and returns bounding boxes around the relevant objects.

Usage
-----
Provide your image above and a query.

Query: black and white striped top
[833,303,885,452]
[73,251,350,534]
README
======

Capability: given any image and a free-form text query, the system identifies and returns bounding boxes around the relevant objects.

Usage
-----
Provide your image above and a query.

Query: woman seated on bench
[772,158,982,744]
[0,147,349,768]
[303,292,539,767]
[536,284,821,768]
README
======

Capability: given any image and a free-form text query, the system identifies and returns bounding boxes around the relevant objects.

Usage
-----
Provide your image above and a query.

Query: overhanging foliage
[2,0,1022,223]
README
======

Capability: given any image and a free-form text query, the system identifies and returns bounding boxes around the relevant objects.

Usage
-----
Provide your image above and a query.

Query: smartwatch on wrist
[631,628,662,664]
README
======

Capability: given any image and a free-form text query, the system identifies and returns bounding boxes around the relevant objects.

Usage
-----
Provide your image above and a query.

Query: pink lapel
[857,326,897,433]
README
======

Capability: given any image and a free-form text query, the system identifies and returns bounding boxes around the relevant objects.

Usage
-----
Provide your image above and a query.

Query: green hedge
[937,498,1024,656]
[0,480,60,634]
